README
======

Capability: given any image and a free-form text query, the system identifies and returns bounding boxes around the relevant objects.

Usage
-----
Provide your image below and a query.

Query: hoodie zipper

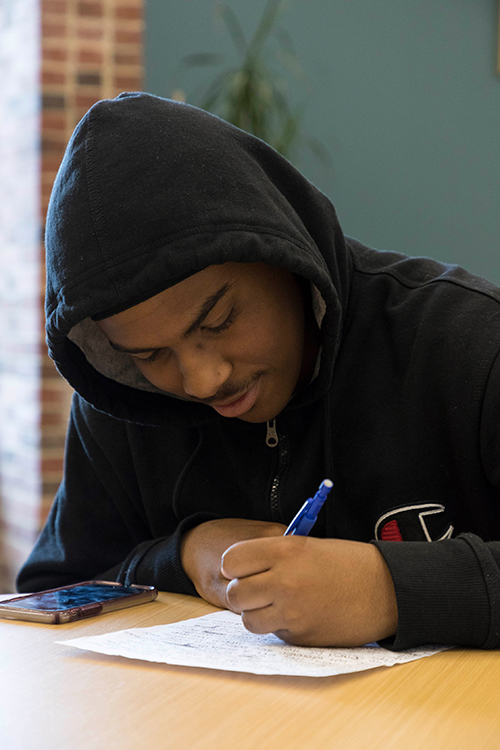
[265,419,279,447]
[266,419,288,522]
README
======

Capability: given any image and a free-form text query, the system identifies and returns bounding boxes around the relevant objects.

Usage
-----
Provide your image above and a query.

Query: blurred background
[0,0,499,591]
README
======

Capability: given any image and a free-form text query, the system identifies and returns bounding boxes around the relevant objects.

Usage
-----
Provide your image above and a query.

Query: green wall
[144,1,500,285]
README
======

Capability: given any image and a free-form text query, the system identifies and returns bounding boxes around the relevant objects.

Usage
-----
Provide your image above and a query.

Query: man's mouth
[209,377,262,418]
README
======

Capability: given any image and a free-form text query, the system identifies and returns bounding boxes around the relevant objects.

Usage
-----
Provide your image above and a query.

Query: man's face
[97,262,313,423]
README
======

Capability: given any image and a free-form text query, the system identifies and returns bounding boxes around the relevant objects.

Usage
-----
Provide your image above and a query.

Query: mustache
[197,372,264,406]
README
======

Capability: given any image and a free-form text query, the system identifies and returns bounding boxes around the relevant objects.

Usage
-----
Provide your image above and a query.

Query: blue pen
[283,479,334,536]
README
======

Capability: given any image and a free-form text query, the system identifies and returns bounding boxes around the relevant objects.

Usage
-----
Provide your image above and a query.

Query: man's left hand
[221,536,398,647]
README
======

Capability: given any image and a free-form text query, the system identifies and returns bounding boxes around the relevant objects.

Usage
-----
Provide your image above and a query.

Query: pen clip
[284,479,333,537]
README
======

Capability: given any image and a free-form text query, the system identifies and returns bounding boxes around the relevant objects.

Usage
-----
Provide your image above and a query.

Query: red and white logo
[374,503,454,542]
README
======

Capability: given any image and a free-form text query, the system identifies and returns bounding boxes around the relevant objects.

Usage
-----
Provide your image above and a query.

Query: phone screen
[9,584,139,611]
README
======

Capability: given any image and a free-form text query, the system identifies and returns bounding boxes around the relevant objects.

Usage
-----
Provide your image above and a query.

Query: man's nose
[179,348,232,400]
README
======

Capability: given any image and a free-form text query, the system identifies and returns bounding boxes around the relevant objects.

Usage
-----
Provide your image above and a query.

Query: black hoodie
[18,92,500,650]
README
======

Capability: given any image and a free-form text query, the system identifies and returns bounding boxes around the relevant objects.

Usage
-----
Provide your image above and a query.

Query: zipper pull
[266,419,279,447]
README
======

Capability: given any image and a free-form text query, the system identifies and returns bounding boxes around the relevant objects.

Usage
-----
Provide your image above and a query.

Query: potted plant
[171,0,329,166]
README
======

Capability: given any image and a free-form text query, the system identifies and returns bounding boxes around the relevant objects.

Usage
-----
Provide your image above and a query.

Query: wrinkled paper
[58,611,449,677]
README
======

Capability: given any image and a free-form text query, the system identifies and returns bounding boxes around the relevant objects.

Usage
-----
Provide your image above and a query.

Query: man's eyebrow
[182,281,234,339]
[107,341,157,354]
[107,282,234,355]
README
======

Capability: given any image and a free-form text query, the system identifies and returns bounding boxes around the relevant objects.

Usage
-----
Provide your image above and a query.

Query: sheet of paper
[58,611,449,677]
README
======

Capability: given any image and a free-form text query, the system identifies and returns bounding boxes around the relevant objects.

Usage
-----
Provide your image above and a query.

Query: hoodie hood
[45,91,351,426]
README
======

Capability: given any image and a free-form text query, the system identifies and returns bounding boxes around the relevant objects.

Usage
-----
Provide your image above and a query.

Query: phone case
[0,580,158,624]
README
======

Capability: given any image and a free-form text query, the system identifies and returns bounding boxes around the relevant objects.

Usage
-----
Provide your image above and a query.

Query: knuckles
[220,543,243,578]
[225,578,243,612]
[241,610,272,635]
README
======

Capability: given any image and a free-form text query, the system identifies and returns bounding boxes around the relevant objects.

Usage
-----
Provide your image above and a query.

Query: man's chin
[235,401,284,424]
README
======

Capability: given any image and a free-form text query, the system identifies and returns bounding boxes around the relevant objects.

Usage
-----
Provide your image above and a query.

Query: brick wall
[40,0,144,551]
[0,0,143,592]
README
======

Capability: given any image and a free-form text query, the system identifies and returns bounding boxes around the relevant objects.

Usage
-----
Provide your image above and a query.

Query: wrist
[370,544,398,641]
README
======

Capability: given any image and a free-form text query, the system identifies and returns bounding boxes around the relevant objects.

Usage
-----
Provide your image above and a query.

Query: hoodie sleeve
[373,348,500,651]
[373,534,500,650]
[16,396,213,596]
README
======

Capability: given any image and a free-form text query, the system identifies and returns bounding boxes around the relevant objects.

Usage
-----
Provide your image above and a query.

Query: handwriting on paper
[58,611,449,677]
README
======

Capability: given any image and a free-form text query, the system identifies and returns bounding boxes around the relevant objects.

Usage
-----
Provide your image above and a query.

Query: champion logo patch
[379,519,403,541]
[374,503,454,542]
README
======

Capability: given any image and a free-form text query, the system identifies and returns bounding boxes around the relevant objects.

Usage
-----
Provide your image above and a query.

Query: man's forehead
[96,264,239,343]
[166,263,236,301]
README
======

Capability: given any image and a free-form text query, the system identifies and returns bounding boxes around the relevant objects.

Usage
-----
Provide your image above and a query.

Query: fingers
[221,538,275,579]
[227,574,288,636]
[221,535,306,579]
[222,537,399,647]
[241,606,284,636]
[225,570,274,613]
[225,565,306,639]
[180,518,287,609]
[222,536,310,635]
[235,592,307,642]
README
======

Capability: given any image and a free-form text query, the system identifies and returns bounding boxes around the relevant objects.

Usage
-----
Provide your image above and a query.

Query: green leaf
[180,53,225,68]
[173,0,331,169]
[249,0,284,56]
[216,3,248,60]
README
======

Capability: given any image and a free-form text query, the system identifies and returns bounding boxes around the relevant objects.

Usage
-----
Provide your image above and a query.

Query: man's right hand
[180,518,286,609]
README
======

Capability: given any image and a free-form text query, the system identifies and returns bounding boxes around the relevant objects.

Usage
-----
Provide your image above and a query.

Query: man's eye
[205,308,237,334]
[133,349,164,363]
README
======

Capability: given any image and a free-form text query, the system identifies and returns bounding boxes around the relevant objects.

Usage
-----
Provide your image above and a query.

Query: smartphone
[0,580,158,624]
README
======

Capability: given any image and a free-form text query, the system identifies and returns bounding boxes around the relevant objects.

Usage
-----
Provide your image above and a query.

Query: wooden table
[1,591,499,749]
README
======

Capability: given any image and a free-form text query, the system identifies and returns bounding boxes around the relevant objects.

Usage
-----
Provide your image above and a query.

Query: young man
[17,92,500,650]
